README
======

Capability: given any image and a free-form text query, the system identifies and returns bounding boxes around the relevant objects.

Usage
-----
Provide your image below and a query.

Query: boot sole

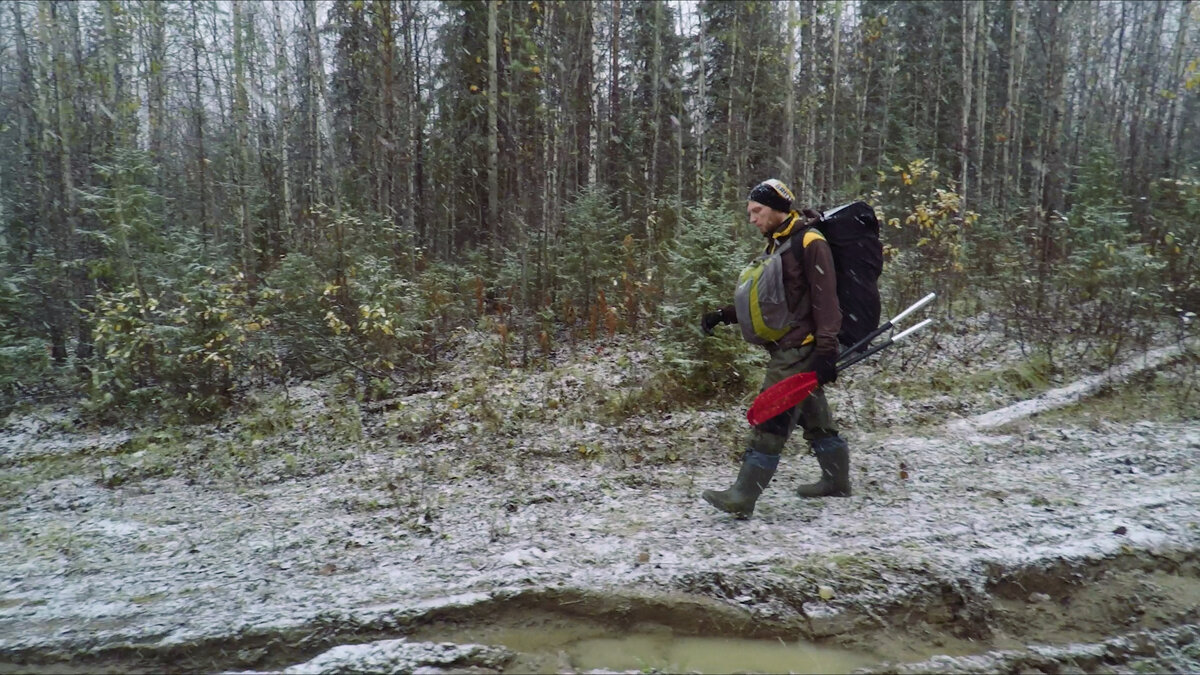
[796,482,852,498]
[702,492,753,519]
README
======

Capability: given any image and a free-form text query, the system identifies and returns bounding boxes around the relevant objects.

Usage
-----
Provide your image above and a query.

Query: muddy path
[1,336,1197,673]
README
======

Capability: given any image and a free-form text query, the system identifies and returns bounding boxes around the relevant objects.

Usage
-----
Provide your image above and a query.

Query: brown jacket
[722,212,842,357]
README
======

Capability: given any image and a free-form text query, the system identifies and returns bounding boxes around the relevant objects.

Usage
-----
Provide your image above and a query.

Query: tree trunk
[723,8,739,200]
[785,0,796,186]
[189,0,211,250]
[1164,0,1193,177]
[1001,0,1028,208]
[486,0,500,244]
[1066,1,1096,195]
[802,1,815,203]
[304,0,333,212]
[648,0,663,214]
[695,0,706,197]
[377,0,396,222]
[608,0,622,191]
[20,1,66,361]
[932,18,946,172]
[232,0,255,285]
[1128,1,1165,230]
[959,0,978,216]
[855,49,870,181]
[1038,4,1069,223]
[974,0,989,209]
[574,0,594,192]
[49,1,87,358]
[827,0,841,199]
[145,0,167,176]
[272,2,294,250]
[876,31,896,174]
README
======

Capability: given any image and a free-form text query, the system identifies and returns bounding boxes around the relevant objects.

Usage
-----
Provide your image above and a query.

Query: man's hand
[813,354,838,385]
[701,310,726,336]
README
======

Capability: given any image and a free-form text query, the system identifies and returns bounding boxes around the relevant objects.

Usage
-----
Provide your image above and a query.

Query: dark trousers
[747,343,838,456]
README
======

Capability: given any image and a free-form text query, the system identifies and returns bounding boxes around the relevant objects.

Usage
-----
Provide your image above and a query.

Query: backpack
[733,237,798,345]
[802,201,883,352]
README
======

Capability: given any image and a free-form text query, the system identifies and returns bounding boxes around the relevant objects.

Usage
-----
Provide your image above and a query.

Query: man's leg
[702,346,809,518]
[794,371,852,498]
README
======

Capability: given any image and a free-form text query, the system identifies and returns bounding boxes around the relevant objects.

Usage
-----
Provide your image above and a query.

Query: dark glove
[813,353,838,385]
[701,310,726,336]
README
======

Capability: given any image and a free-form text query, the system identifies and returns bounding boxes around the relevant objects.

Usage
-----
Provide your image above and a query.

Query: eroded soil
[1,331,1197,673]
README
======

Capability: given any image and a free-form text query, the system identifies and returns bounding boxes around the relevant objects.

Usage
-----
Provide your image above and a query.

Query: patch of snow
[227,638,512,675]
[20,477,110,512]
[0,332,1196,669]
[949,341,1197,433]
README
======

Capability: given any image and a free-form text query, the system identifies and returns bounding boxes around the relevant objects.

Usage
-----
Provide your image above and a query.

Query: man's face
[747,201,786,236]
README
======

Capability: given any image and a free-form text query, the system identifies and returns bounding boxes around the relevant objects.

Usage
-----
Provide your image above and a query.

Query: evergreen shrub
[1151,174,1200,315]
[0,270,50,415]
[653,202,761,404]
[554,185,630,338]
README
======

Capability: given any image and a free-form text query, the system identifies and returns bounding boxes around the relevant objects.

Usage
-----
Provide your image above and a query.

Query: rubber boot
[796,435,852,498]
[702,450,778,519]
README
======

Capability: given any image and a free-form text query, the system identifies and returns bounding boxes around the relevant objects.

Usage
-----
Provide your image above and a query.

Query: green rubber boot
[796,435,852,498]
[702,450,779,519]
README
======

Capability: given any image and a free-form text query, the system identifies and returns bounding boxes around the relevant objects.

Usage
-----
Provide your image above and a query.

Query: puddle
[422,622,875,674]
[564,634,872,674]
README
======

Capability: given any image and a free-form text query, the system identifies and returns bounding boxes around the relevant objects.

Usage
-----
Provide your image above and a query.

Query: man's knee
[751,429,789,455]
[756,409,794,439]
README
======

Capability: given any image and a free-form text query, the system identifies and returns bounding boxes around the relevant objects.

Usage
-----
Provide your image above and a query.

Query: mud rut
[3,550,1197,674]
[1,346,1197,674]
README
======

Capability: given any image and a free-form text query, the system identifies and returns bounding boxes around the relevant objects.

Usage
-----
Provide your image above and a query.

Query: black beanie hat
[747,178,794,213]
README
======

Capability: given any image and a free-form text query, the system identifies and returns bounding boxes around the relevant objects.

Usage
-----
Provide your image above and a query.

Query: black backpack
[803,201,884,352]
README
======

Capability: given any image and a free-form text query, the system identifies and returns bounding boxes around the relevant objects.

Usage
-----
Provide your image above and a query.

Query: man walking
[700,179,852,519]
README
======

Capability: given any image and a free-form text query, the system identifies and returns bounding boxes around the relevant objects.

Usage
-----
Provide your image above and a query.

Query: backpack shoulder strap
[801,227,826,248]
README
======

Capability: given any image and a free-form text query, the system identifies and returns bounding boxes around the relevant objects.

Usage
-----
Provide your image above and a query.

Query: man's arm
[801,233,842,358]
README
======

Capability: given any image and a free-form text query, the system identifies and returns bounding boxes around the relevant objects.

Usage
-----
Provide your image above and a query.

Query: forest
[0,0,1196,417]
[2,2,1199,673]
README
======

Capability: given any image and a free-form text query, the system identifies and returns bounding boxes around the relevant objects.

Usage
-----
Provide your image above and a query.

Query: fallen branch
[948,339,1198,433]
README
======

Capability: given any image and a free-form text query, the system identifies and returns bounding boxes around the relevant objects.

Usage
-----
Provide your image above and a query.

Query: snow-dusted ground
[1,329,1197,673]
